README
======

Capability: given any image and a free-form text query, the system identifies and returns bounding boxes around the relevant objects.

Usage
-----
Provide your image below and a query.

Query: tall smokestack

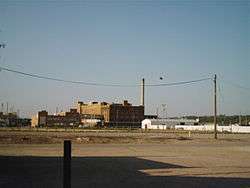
[6,102,8,114]
[140,78,145,106]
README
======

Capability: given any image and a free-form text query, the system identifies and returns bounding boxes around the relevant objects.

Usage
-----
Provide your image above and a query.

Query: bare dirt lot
[0,130,250,188]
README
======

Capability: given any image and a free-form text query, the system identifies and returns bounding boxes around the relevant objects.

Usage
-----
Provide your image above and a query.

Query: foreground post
[64,140,71,188]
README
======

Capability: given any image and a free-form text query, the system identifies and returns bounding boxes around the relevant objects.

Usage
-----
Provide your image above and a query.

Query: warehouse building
[141,118,199,130]
[32,109,105,127]
[77,100,144,127]
[32,99,144,127]
[0,112,31,127]
[35,109,80,127]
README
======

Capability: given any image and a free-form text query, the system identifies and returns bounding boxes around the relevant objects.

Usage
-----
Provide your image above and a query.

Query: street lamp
[162,104,167,119]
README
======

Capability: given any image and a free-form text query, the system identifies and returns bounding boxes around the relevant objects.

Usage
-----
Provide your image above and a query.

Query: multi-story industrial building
[33,109,104,127]
[77,100,144,127]
[33,97,144,127]
[0,112,31,127]
[36,109,80,127]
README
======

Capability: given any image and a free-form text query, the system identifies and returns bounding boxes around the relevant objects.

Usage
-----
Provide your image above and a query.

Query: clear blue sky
[0,0,249,118]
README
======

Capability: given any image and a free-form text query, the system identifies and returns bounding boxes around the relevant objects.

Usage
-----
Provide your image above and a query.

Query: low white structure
[176,124,250,133]
[141,118,199,130]
[141,119,250,133]
[80,118,101,127]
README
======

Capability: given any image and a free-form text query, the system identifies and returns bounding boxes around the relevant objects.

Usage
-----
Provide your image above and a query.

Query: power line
[220,79,250,91]
[145,77,211,87]
[0,66,132,87]
[0,65,211,87]
[1,0,246,4]
[1,0,247,7]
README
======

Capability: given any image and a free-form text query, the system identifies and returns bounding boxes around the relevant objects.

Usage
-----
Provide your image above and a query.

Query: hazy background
[0,0,249,118]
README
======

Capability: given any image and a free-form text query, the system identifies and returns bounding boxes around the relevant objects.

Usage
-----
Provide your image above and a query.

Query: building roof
[143,118,198,125]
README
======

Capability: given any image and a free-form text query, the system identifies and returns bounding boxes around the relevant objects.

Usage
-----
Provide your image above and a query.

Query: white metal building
[175,124,250,133]
[141,119,250,133]
[141,118,199,130]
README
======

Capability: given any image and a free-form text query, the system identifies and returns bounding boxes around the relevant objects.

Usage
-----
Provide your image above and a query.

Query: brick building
[37,109,80,127]
[77,100,144,127]
[33,100,144,127]
[0,112,31,127]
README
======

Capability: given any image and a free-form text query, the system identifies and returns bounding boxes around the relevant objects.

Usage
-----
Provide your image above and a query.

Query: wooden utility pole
[214,74,217,139]
[141,78,145,106]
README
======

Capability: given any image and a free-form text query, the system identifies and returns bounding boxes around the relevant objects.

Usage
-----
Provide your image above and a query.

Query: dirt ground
[1,129,250,144]
[0,130,250,188]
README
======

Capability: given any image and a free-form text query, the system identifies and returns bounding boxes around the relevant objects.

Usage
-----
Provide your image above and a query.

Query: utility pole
[1,103,3,112]
[214,74,217,139]
[116,109,119,127]
[17,109,20,118]
[140,78,145,106]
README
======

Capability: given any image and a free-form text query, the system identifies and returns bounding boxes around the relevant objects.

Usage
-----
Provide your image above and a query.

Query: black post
[63,140,71,188]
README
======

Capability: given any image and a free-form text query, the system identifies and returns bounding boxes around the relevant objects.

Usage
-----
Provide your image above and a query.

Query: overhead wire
[0,65,212,87]
[145,77,211,87]
[0,0,246,5]
[219,78,250,92]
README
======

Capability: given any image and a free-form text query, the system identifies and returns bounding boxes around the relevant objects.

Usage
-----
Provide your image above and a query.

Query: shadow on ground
[0,156,249,188]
